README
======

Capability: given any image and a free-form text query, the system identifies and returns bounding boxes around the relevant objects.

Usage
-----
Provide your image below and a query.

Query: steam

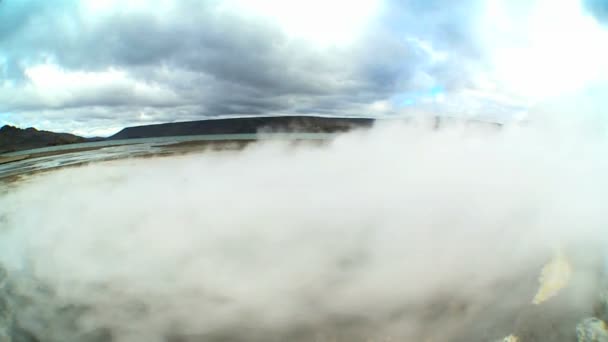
[2,116,608,341]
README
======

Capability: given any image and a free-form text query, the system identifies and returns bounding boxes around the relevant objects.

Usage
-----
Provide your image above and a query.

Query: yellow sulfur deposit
[502,335,519,342]
[532,250,572,305]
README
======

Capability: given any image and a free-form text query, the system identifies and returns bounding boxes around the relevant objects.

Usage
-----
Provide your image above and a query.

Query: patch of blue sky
[0,113,15,127]
[391,85,445,108]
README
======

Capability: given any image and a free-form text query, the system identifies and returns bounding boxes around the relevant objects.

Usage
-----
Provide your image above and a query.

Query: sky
[0,0,607,136]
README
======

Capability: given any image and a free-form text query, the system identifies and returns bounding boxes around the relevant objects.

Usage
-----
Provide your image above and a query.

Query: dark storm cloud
[0,0,491,134]
[583,0,608,23]
[0,0,77,81]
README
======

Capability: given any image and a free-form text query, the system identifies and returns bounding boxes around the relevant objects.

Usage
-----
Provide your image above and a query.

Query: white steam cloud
[2,115,608,341]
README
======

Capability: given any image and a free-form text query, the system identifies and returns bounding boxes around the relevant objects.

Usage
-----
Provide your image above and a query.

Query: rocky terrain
[1,254,608,342]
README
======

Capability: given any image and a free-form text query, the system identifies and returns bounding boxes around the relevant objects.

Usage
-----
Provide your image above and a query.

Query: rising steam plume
[1,115,608,341]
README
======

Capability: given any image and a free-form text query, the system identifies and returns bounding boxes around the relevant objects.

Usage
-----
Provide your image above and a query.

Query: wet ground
[0,134,331,181]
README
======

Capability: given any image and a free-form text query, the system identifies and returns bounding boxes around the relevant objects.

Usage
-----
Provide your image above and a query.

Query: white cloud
[2,0,608,134]
[0,63,183,112]
[481,0,608,102]
[222,0,381,45]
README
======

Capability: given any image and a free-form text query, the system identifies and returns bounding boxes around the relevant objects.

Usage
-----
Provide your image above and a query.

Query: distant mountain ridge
[0,116,376,154]
[1,116,503,154]
[0,125,87,154]
[109,116,375,140]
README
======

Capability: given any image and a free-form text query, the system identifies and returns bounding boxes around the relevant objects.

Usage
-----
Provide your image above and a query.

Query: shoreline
[0,139,289,183]
[0,155,30,165]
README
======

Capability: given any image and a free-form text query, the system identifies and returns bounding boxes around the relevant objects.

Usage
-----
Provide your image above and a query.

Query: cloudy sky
[0,0,607,136]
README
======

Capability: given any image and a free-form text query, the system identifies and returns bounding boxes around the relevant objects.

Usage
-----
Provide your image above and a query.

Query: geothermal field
[2,0,608,340]
[2,119,608,341]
